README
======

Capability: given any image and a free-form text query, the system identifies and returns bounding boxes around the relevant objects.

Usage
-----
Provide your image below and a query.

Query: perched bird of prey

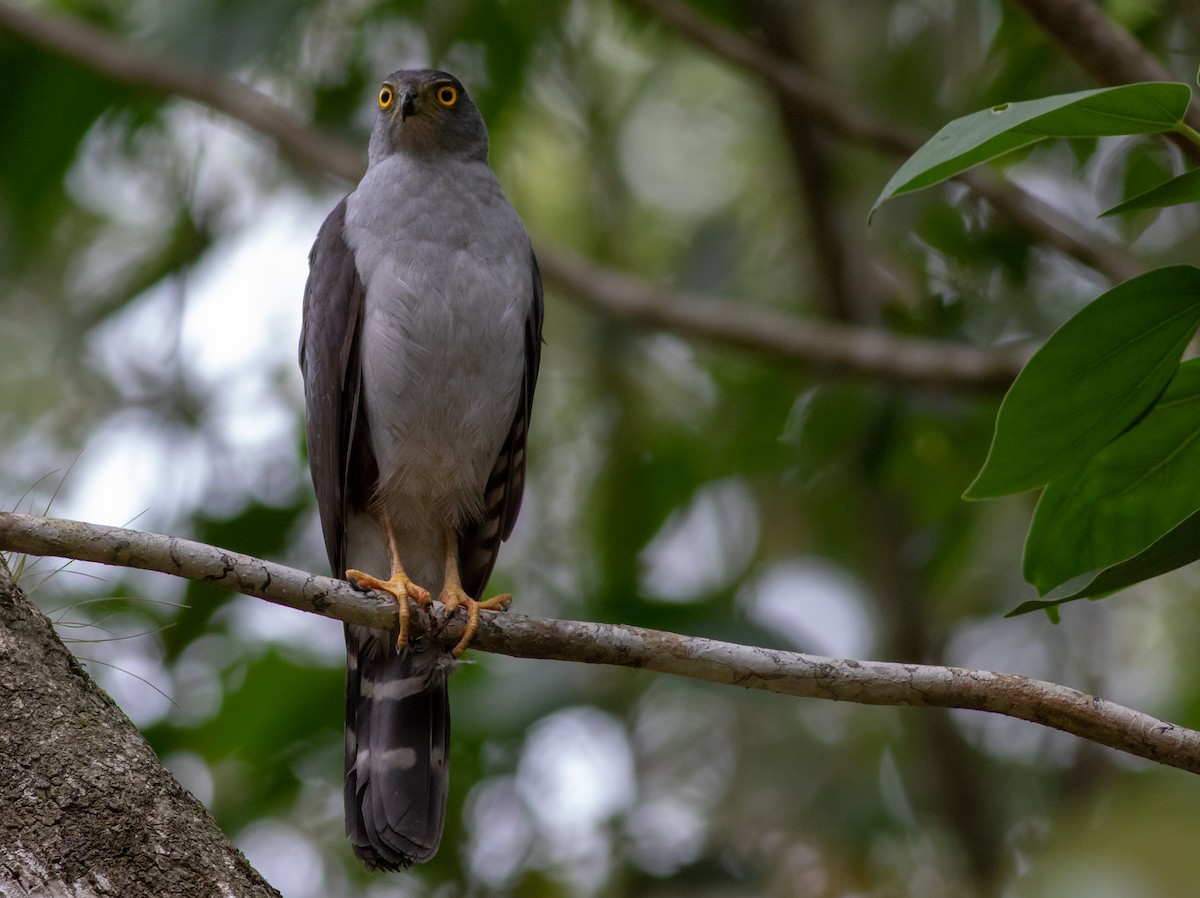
[299,69,543,870]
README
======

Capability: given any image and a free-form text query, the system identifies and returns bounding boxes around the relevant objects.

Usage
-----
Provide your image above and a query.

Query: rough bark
[0,555,279,898]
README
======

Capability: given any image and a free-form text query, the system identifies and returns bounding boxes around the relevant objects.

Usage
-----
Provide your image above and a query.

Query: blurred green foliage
[6,2,1200,896]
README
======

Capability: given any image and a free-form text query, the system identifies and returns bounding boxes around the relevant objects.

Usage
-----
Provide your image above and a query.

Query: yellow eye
[435,84,458,108]
[378,86,394,109]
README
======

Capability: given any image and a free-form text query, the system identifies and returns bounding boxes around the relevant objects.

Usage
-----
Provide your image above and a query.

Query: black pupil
[440,89,452,102]
[381,89,391,104]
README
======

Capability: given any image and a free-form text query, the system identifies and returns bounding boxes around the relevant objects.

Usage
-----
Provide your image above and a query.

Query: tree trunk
[0,555,278,897]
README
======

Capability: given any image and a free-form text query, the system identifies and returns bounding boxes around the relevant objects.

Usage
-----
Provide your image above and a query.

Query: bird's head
[368,69,488,164]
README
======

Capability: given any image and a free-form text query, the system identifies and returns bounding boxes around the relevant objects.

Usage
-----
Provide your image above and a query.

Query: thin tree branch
[620,0,1142,284]
[538,247,1029,392]
[3,511,1200,776]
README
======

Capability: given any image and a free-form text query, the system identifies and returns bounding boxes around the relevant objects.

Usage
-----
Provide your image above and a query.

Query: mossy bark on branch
[0,555,279,897]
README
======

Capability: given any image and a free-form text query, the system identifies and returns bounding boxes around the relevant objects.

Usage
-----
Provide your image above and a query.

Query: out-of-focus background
[4,1,1200,895]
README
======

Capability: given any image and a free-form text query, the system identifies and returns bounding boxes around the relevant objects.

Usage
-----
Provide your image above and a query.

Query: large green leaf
[872,82,1192,217]
[1102,167,1200,216]
[966,265,1200,499]
[1022,358,1200,595]
[1007,508,1200,616]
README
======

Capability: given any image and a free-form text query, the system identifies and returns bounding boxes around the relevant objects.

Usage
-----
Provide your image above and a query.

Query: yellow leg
[439,531,511,657]
[346,524,431,650]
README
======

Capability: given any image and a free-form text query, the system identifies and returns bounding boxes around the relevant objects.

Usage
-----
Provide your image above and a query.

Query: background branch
[749,0,863,323]
[539,248,1027,391]
[1010,0,1200,169]
[620,0,1142,284]
[3,511,1199,777]
[622,0,919,155]
[0,1,362,184]
[1011,0,1200,148]
[0,0,1104,393]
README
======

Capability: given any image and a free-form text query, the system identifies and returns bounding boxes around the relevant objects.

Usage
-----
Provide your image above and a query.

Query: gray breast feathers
[344,153,540,548]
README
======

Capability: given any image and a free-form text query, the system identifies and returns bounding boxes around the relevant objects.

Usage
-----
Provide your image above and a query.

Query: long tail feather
[343,623,450,870]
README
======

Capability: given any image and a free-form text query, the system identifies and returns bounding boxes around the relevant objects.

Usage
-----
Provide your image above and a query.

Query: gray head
[367,69,489,166]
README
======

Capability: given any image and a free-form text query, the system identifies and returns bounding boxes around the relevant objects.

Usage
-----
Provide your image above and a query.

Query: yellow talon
[439,585,511,657]
[346,568,432,650]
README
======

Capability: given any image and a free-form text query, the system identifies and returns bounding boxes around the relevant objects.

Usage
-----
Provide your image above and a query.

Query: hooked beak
[399,86,417,121]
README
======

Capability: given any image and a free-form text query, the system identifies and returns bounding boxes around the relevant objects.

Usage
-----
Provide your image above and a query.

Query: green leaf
[966,265,1200,499]
[1022,358,1200,596]
[871,82,1192,218]
[1101,167,1200,216]
[1007,507,1200,616]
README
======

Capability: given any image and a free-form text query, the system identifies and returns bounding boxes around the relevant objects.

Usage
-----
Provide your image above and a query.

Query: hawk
[299,69,543,870]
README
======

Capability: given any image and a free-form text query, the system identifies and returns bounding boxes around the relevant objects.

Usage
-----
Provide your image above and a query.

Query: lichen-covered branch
[3,511,1200,776]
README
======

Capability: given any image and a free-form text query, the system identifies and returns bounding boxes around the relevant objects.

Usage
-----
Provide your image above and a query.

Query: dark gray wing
[460,251,545,597]
[302,198,448,871]
[299,197,373,575]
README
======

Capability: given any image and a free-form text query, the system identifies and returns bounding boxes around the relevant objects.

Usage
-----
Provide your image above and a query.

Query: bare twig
[621,0,1142,284]
[3,511,1199,775]
[538,247,1028,392]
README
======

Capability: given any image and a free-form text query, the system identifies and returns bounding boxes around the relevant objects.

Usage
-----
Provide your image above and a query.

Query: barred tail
[343,623,450,870]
